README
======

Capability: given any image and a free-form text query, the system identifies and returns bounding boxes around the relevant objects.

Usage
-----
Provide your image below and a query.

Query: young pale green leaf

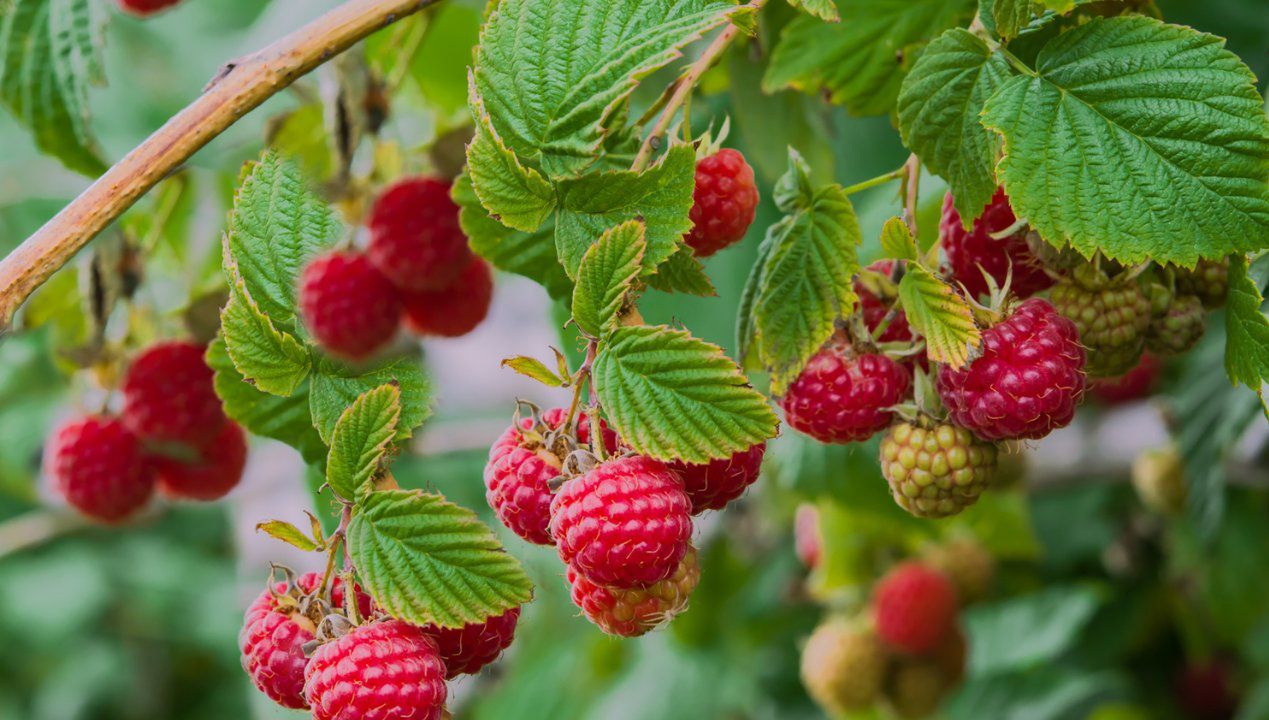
[0,0,106,175]
[772,147,817,213]
[500,355,567,387]
[981,17,1269,267]
[226,152,340,328]
[897,29,1014,225]
[473,0,740,177]
[1224,255,1269,396]
[310,356,432,445]
[220,285,311,397]
[787,0,838,21]
[736,229,778,369]
[326,385,401,502]
[257,520,321,552]
[592,324,779,463]
[572,220,647,337]
[879,217,919,261]
[991,0,1038,40]
[764,0,976,116]
[453,172,572,299]
[207,336,327,466]
[645,243,717,297]
[465,75,556,233]
[348,490,533,629]
[898,264,982,368]
[555,144,696,279]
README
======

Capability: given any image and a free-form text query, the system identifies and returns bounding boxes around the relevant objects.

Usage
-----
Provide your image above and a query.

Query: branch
[0,0,442,332]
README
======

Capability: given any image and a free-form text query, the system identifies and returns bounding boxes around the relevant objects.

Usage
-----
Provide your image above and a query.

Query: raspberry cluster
[298,177,493,360]
[45,340,247,522]
[1051,265,1151,377]
[880,421,998,519]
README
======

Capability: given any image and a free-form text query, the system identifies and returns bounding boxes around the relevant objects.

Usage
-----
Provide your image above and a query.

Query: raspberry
[800,618,887,715]
[684,149,759,257]
[940,189,1054,300]
[240,572,372,709]
[1174,258,1229,310]
[485,407,615,545]
[922,538,996,604]
[424,606,520,678]
[1051,266,1151,377]
[1176,659,1240,720]
[1091,353,1162,405]
[401,256,493,338]
[117,0,181,15]
[151,421,248,501]
[1132,445,1186,515]
[937,298,1085,441]
[880,421,998,519]
[856,260,915,343]
[305,619,448,720]
[567,547,700,637]
[299,251,402,360]
[367,177,472,292]
[873,562,958,655]
[550,455,692,588]
[667,441,766,514]
[883,628,967,719]
[1146,294,1206,356]
[121,340,226,448]
[795,503,822,570]
[781,344,912,444]
[45,415,155,523]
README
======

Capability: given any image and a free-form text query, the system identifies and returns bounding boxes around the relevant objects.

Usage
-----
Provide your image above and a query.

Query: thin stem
[318,503,355,598]
[841,166,906,196]
[583,340,606,461]
[983,36,1037,77]
[902,153,921,237]
[562,342,596,434]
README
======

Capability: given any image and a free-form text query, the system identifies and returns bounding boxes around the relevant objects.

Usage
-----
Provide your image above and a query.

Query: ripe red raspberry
[367,177,472,292]
[1091,352,1162,405]
[1051,267,1151,377]
[567,547,700,637]
[1176,659,1240,720]
[873,562,959,655]
[937,298,1085,441]
[550,455,692,588]
[794,503,822,570]
[667,441,766,514]
[940,189,1054,300]
[305,619,447,720]
[684,149,759,257]
[46,415,155,523]
[240,572,372,710]
[1174,258,1229,310]
[423,606,519,678]
[401,256,493,338]
[484,407,614,545]
[151,421,247,501]
[880,421,998,518]
[299,251,402,360]
[117,0,181,16]
[1146,294,1206,356]
[856,260,914,343]
[121,340,226,448]
[780,344,912,444]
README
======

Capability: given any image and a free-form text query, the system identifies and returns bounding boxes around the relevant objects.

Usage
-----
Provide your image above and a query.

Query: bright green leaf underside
[897,264,981,368]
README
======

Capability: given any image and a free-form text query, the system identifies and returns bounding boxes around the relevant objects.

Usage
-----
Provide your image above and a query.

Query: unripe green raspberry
[1145,294,1206,356]
[1051,265,1151,377]
[880,422,998,519]
[882,629,966,719]
[801,618,887,715]
[1174,257,1229,309]
[922,537,996,604]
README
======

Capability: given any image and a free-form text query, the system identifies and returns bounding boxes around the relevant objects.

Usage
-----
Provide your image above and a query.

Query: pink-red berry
[401,256,493,338]
[795,504,822,570]
[567,547,700,637]
[668,442,766,514]
[367,177,472,292]
[685,149,759,257]
[551,455,692,588]
[856,260,914,343]
[299,251,402,360]
[1176,659,1240,720]
[1091,353,1162,405]
[152,421,248,501]
[121,340,226,449]
[424,606,520,679]
[781,345,912,444]
[873,562,959,655]
[118,0,181,16]
[940,189,1053,301]
[305,619,448,720]
[46,415,155,523]
[937,298,1085,441]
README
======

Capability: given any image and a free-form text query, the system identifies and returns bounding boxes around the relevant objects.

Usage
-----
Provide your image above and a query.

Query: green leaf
[1224,254,1269,399]
[348,490,533,629]
[964,585,1103,675]
[206,336,327,465]
[787,0,838,21]
[466,75,556,233]
[453,172,572,299]
[267,103,335,182]
[226,152,340,328]
[736,230,777,369]
[645,243,717,297]
[220,276,311,397]
[572,220,646,337]
[326,385,401,502]
[897,29,1014,225]
[555,143,696,279]
[898,264,981,368]
[500,355,567,387]
[0,0,106,175]
[472,0,740,177]
[764,0,976,116]
[593,324,779,463]
[879,217,919,261]
[980,17,1269,267]
[309,356,432,445]
[256,520,321,552]
[992,0,1038,40]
